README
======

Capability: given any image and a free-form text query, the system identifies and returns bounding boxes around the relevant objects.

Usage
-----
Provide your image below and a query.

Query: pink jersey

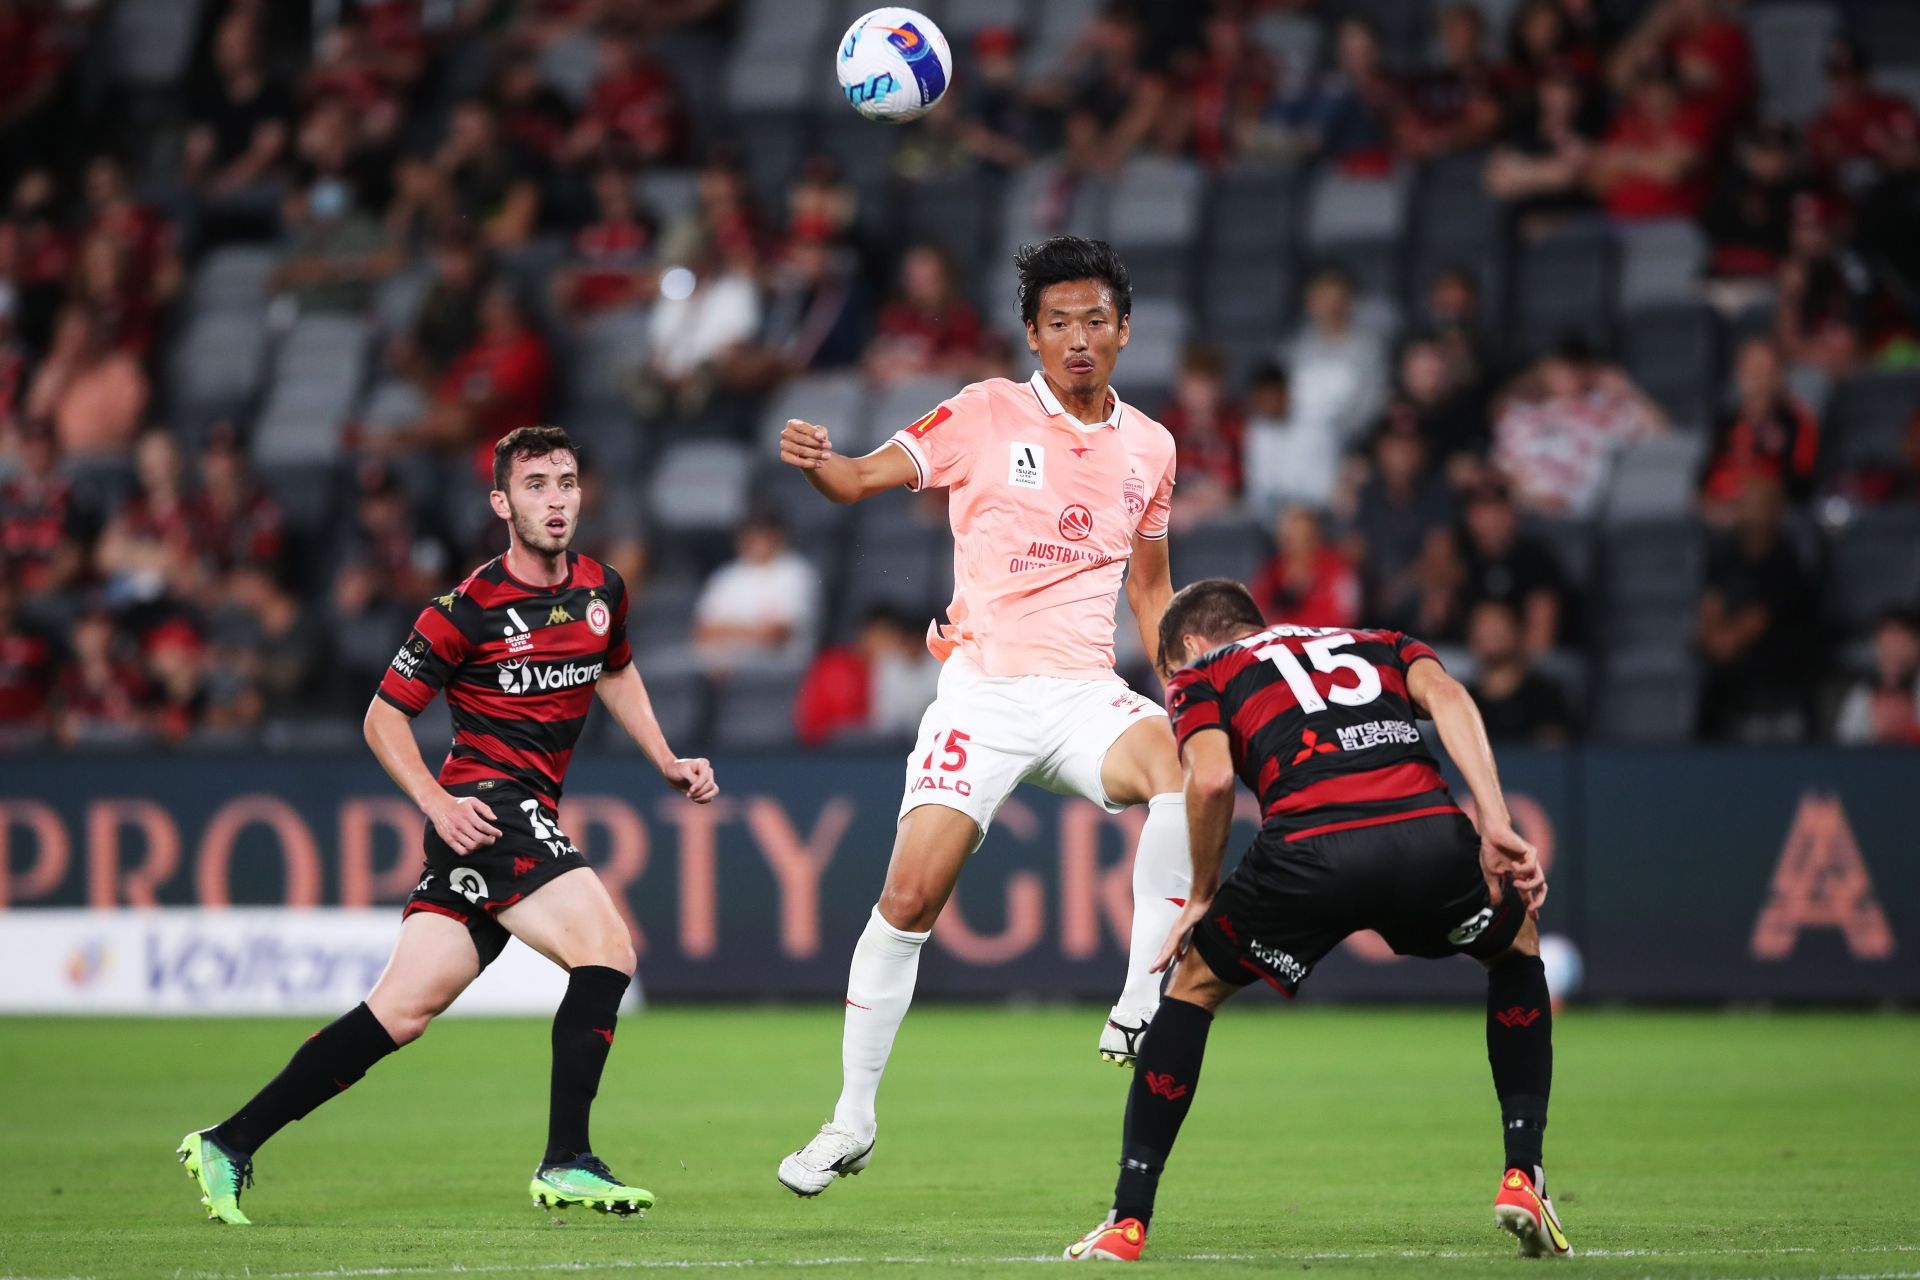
[886,371,1176,682]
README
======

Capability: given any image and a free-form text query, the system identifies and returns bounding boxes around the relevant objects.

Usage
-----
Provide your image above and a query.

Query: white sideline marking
[8,1244,1918,1280]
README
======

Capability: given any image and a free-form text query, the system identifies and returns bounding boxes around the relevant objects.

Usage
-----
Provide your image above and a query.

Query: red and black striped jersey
[376,552,631,808]
[1166,624,1459,841]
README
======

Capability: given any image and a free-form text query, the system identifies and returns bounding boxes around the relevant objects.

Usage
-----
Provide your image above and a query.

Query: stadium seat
[251,317,372,467]
[1604,519,1705,606]
[167,313,267,429]
[749,459,853,544]
[1616,219,1707,310]
[188,246,282,315]
[1526,517,1595,594]
[1250,13,1324,83]
[629,578,703,658]
[1748,3,1842,124]
[942,0,1025,42]
[535,30,601,107]
[1510,225,1615,358]
[1108,158,1206,251]
[1327,0,1429,66]
[1173,516,1267,587]
[1304,168,1410,249]
[1824,370,1920,473]
[606,667,708,747]
[372,270,431,336]
[1878,67,1920,113]
[761,371,869,454]
[1023,0,1103,78]
[638,169,702,227]
[1852,1,1920,73]
[1825,507,1920,631]
[1117,297,1189,390]
[1201,253,1292,353]
[1595,650,1699,743]
[106,0,204,89]
[1207,166,1300,258]
[648,441,754,535]
[564,413,644,482]
[896,174,997,278]
[1603,432,1709,524]
[564,306,652,416]
[358,379,427,434]
[1620,303,1721,428]
[713,667,804,751]
[737,0,832,53]
[256,464,342,538]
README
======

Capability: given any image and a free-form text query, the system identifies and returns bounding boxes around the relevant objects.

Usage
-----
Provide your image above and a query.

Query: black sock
[213,1003,399,1156]
[545,965,631,1164]
[1486,953,1552,1179]
[1111,997,1213,1230]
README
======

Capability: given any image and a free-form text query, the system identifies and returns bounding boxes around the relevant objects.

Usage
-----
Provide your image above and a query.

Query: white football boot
[1099,1005,1153,1067]
[777,1122,875,1197]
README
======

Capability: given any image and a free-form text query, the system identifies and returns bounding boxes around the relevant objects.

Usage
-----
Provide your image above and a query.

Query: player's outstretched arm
[1406,658,1547,915]
[595,663,718,803]
[778,419,918,504]
[1153,728,1237,973]
[364,697,502,853]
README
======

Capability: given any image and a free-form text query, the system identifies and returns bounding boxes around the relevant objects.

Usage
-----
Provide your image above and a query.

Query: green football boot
[529,1153,654,1216]
[176,1129,254,1225]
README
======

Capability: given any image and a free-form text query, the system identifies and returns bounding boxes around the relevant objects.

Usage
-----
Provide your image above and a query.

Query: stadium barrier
[1,750,1911,1008]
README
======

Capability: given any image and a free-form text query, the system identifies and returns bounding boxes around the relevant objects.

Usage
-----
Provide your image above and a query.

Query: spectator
[864,245,986,384]
[794,605,940,746]
[1806,39,1920,193]
[184,12,296,239]
[1455,475,1569,653]
[1348,412,1457,637]
[271,173,401,315]
[1156,346,1244,521]
[642,233,762,417]
[1697,475,1816,742]
[383,285,553,482]
[1588,68,1712,221]
[94,430,201,615]
[956,26,1040,174]
[75,154,180,352]
[329,464,448,690]
[1283,266,1389,459]
[1609,0,1753,137]
[563,36,687,169]
[52,606,149,749]
[1776,193,1912,377]
[390,228,491,387]
[0,169,71,351]
[1484,67,1601,236]
[1704,121,1803,281]
[0,0,74,179]
[186,428,287,579]
[1857,106,1920,300]
[1497,0,1601,104]
[1253,506,1362,629]
[1492,338,1667,519]
[1243,361,1337,515]
[1393,3,1503,160]
[1397,335,1488,474]
[145,618,215,745]
[0,577,56,744]
[24,305,150,459]
[492,48,575,172]
[1170,9,1275,167]
[0,281,25,435]
[1251,17,1394,171]
[0,416,92,604]
[1467,599,1575,744]
[209,561,327,717]
[1834,610,1920,746]
[1420,265,1497,401]
[693,507,821,671]
[658,157,762,269]
[1045,4,1169,176]
[391,99,539,251]
[553,163,658,319]
[1699,336,1820,521]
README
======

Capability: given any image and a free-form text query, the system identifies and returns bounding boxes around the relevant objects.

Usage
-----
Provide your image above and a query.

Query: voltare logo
[498,659,603,694]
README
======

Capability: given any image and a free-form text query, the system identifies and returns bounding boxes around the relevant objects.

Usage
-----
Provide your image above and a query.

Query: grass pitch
[0,1006,1913,1279]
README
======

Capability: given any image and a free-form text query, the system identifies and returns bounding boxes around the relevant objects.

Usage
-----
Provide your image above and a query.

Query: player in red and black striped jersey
[180,427,717,1226]
[1062,580,1571,1264]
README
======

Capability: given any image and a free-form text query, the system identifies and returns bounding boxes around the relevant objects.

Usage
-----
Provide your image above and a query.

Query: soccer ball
[836,7,953,123]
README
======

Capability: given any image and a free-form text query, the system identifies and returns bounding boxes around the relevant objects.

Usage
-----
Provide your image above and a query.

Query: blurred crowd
[1,0,1918,753]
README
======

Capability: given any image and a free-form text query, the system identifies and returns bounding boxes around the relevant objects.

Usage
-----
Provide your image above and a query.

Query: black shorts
[1192,811,1525,996]
[402,778,588,968]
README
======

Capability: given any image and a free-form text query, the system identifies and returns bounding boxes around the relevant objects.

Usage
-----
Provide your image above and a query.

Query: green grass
[0,1008,1914,1279]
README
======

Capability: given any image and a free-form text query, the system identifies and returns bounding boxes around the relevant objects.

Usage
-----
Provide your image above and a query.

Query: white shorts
[897,654,1168,839]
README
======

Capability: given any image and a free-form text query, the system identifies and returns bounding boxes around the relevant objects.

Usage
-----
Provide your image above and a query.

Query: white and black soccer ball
[835,7,953,122]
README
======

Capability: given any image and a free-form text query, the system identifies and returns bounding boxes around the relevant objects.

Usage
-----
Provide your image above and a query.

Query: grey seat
[944,0,1025,40]
[566,306,651,415]
[1826,508,1920,631]
[1603,433,1709,524]
[1748,3,1841,124]
[1305,168,1410,249]
[1118,297,1188,390]
[1621,303,1721,428]
[168,313,267,426]
[897,174,995,273]
[359,378,427,433]
[108,0,204,88]
[761,370,869,453]
[1511,226,1615,358]
[189,246,282,315]
[629,579,703,658]
[1604,519,1705,606]
[1852,1,1920,74]
[1173,516,1266,587]
[750,459,852,543]
[647,441,753,534]
[1617,219,1707,309]
[252,317,371,466]
[713,667,804,751]
[1108,157,1206,250]
[638,169,702,226]
[608,667,708,746]
[1251,13,1324,83]
[1329,0,1429,65]
[1023,0,1103,78]
[1826,370,1920,472]
[1596,650,1699,743]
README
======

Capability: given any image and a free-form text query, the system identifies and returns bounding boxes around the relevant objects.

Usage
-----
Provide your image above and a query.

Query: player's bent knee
[1482,916,1540,969]
[1165,954,1237,1013]
[877,885,939,933]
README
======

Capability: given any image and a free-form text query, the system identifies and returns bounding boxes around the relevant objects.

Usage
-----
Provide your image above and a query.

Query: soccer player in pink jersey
[774,237,1190,1196]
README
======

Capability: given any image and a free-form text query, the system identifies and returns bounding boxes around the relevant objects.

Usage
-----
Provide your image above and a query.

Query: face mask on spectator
[309,179,351,221]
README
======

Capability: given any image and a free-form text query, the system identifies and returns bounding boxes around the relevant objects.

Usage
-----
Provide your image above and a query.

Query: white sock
[1116,792,1191,1019]
[831,905,929,1140]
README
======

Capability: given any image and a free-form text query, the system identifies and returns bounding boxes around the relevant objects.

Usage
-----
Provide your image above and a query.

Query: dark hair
[1156,578,1266,676]
[1015,236,1132,326]
[492,424,576,491]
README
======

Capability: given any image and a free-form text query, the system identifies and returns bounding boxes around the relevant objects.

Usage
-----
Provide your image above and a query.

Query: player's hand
[1152,893,1215,974]
[425,793,500,855]
[1479,818,1547,918]
[779,419,833,470]
[663,756,719,804]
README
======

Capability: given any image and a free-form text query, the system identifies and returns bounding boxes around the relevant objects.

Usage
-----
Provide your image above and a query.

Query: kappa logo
[1058,503,1093,541]
[547,605,574,626]
[512,855,539,879]
[434,591,458,611]
[586,596,611,637]
[1494,1006,1542,1028]
[449,867,488,904]
[1143,1072,1189,1101]
[1008,441,1044,489]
